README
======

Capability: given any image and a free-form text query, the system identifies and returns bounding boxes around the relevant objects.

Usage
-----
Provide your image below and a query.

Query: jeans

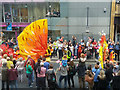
[32,70,34,82]
[27,73,32,87]
[2,80,9,90]
[59,75,67,88]
[9,80,18,90]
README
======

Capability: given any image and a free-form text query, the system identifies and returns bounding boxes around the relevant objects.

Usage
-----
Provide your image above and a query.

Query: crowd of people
[0,35,120,90]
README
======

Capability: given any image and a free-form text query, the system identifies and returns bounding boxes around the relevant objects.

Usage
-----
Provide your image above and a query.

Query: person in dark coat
[105,64,113,89]
[111,70,120,89]
[97,70,108,90]
[77,53,86,88]
[2,62,9,90]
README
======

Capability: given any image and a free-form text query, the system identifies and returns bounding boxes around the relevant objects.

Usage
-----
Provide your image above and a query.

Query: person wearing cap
[59,55,69,88]
[26,61,33,88]
[7,57,13,69]
[8,64,18,89]
[36,62,46,90]
[15,57,24,82]
[77,53,87,89]
[2,62,9,90]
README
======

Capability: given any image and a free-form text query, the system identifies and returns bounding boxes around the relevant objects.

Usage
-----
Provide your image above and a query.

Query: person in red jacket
[78,45,82,59]
[24,55,35,83]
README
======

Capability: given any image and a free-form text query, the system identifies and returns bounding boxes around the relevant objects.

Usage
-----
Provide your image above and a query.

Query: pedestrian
[15,57,24,82]
[97,70,108,90]
[34,58,41,87]
[59,55,69,88]
[58,41,63,59]
[74,43,78,59]
[68,61,76,88]
[92,64,100,90]
[36,62,46,90]
[8,64,18,90]
[26,61,33,88]
[1,54,7,64]
[44,58,50,70]
[111,70,120,89]
[46,64,59,90]
[115,41,120,61]
[105,64,113,89]
[2,62,9,90]
[24,55,35,83]
[7,57,13,69]
[77,53,86,89]
[85,65,94,90]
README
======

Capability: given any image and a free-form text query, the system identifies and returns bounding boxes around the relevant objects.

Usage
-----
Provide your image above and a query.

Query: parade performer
[44,46,51,62]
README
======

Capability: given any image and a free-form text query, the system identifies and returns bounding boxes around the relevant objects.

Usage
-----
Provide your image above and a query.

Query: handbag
[85,74,94,84]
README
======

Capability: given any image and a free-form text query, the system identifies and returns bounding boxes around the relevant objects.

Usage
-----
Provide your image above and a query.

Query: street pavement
[0,58,97,89]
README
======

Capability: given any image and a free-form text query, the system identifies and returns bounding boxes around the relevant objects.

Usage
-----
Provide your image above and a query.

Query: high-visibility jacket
[67,50,71,59]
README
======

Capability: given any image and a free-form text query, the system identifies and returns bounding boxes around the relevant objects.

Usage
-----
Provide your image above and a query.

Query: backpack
[47,70,56,82]
[69,66,76,76]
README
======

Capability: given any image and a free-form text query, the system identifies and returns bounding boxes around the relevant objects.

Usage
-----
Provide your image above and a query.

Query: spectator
[46,64,58,90]
[34,58,41,87]
[24,55,35,83]
[74,43,78,59]
[0,56,2,67]
[2,62,9,90]
[36,62,46,90]
[26,61,33,88]
[69,44,74,59]
[111,70,120,89]
[59,55,69,88]
[77,53,86,88]
[92,64,100,90]
[58,41,63,59]
[44,58,50,70]
[8,64,18,90]
[7,57,13,69]
[15,57,24,82]
[1,54,7,64]
[68,61,76,88]
[108,43,114,53]
[105,64,113,89]
[85,65,94,90]
[97,70,108,90]
[115,41,120,61]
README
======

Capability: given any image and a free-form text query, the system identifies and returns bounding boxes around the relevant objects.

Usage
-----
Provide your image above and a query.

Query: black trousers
[68,75,74,87]
[59,50,63,59]
[115,50,119,61]
[2,80,9,90]
[37,77,46,90]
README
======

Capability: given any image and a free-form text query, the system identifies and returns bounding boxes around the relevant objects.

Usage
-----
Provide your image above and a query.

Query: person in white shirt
[15,57,24,82]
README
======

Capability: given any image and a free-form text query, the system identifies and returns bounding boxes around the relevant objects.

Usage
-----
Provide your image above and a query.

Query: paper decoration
[17,19,48,62]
